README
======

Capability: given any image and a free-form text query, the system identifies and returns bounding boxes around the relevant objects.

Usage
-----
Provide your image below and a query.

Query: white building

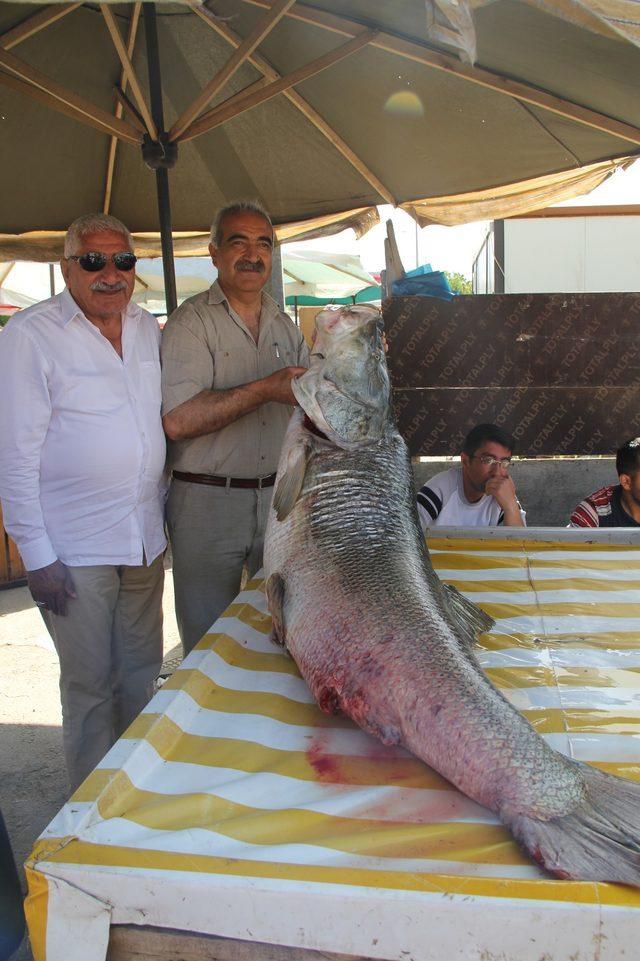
[473,205,640,294]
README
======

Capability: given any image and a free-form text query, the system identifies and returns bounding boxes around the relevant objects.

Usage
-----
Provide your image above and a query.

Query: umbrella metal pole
[266,243,285,311]
[143,4,178,317]
[154,167,177,315]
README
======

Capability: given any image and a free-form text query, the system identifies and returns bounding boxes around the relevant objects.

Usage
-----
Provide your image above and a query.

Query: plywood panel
[385,292,640,456]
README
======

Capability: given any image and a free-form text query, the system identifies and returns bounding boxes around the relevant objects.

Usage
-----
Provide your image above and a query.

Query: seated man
[417,423,526,530]
[569,437,640,527]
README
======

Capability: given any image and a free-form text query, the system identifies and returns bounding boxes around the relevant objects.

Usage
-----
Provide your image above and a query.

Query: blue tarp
[391,263,453,300]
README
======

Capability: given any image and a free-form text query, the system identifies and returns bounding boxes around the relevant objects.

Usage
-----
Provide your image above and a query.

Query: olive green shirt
[161,280,309,477]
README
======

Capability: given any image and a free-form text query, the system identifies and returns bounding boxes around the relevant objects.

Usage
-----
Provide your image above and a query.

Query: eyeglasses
[66,251,137,272]
[472,454,512,468]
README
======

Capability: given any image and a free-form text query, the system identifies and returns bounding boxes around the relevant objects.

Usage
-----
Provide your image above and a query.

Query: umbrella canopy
[1,0,640,267]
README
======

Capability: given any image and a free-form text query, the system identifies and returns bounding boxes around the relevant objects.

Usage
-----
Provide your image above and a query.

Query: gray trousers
[167,479,272,656]
[44,555,164,792]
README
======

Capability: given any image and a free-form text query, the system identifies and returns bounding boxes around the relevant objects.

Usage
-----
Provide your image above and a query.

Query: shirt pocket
[260,340,298,377]
[213,347,258,390]
[54,370,125,415]
[138,359,162,410]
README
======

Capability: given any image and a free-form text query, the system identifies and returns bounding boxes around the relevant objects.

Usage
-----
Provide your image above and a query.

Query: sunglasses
[66,251,137,273]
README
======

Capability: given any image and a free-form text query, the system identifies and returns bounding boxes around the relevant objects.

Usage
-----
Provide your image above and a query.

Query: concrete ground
[0,572,181,961]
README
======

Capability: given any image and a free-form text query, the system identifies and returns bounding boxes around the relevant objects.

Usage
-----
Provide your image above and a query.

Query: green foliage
[444,271,472,295]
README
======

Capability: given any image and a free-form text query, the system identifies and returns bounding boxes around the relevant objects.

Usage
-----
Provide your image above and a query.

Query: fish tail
[506,763,640,884]
[443,584,494,650]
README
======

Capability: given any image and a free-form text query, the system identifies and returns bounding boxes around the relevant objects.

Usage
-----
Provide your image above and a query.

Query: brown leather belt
[172,469,277,490]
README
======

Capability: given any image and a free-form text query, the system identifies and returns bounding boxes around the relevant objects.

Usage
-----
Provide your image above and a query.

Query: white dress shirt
[0,288,167,570]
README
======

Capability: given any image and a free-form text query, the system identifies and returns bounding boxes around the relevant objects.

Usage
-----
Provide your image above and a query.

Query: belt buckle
[257,476,264,489]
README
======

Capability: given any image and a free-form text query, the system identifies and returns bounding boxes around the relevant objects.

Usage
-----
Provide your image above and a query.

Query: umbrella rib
[100,4,157,142]
[208,77,272,117]
[169,0,297,142]
[190,3,395,204]
[0,47,142,145]
[281,88,395,204]
[103,3,142,215]
[515,100,582,168]
[178,29,379,144]
[0,67,141,147]
[112,86,148,134]
[241,0,640,148]
[0,4,82,51]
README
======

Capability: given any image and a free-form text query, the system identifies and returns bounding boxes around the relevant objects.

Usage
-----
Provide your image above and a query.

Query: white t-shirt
[417,467,525,531]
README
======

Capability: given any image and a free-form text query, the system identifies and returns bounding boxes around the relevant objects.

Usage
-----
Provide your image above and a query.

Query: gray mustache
[91,281,127,292]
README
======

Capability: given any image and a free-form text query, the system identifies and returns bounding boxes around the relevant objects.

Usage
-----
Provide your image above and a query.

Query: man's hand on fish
[261,366,308,406]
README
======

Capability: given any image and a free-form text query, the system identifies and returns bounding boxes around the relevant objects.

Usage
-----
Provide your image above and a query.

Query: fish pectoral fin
[273,441,310,520]
[265,572,287,649]
[444,583,494,651]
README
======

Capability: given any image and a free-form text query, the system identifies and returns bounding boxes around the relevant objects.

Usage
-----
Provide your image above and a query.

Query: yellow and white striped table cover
[25,538,640,961]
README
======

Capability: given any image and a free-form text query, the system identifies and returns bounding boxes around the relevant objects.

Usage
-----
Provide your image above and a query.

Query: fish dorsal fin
[273,441,310,520]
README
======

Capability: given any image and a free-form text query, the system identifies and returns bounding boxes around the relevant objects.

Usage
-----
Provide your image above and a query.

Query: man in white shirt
[0,214,167,792]
[417,424,526,530]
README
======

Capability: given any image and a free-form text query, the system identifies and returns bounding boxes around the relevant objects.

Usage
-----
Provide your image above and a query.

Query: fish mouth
[294,375,384,450]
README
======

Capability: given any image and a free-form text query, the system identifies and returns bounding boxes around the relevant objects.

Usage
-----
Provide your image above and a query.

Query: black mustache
[236,261,264,272]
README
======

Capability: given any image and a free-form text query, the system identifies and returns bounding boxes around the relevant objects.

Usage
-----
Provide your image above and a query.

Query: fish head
[292,304,391,449]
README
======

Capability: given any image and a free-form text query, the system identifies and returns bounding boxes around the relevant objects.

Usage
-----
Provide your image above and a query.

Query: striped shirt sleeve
[569,498,599,528]
[417,484,443,531]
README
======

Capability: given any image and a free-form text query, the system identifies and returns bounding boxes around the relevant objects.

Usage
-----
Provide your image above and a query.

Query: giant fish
[264,304,640,884]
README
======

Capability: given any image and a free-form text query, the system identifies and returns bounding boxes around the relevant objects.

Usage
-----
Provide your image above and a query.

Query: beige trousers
[167,480,272,656]
[44,555,164,792]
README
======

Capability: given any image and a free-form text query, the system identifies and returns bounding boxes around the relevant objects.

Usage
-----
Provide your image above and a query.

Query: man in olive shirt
[161,201,309,653]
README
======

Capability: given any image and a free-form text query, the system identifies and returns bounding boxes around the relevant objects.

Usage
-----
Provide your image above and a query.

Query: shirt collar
[58,286,141,328]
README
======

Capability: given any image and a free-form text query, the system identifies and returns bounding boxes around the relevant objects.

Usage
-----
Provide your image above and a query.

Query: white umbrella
[0,261,63,309]
[282,251,376,299]
[0,286,36,310]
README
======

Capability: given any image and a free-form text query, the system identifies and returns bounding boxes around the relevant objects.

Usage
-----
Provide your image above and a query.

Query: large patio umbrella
[1,0,640,310]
